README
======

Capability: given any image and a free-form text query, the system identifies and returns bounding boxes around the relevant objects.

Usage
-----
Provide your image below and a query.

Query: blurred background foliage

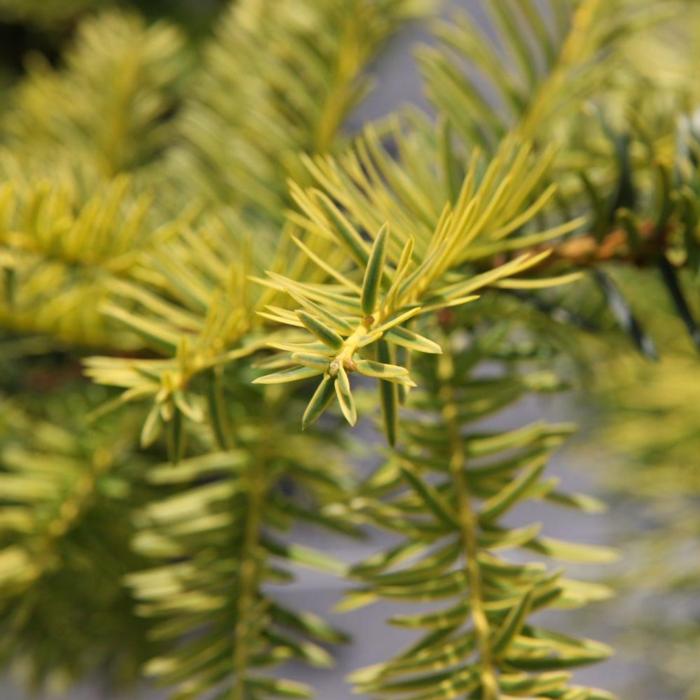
[0,0,225,92]
[584,270,700,700]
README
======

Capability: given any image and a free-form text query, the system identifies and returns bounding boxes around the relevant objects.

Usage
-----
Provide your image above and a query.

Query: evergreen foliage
[0,0,104,26]
[0,1,699,699]
[0,391,155,691]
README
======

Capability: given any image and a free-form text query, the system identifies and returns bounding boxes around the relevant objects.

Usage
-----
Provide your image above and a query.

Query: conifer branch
[438,347,498,700]
[2,2,700,698]
[231,465,266,700]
